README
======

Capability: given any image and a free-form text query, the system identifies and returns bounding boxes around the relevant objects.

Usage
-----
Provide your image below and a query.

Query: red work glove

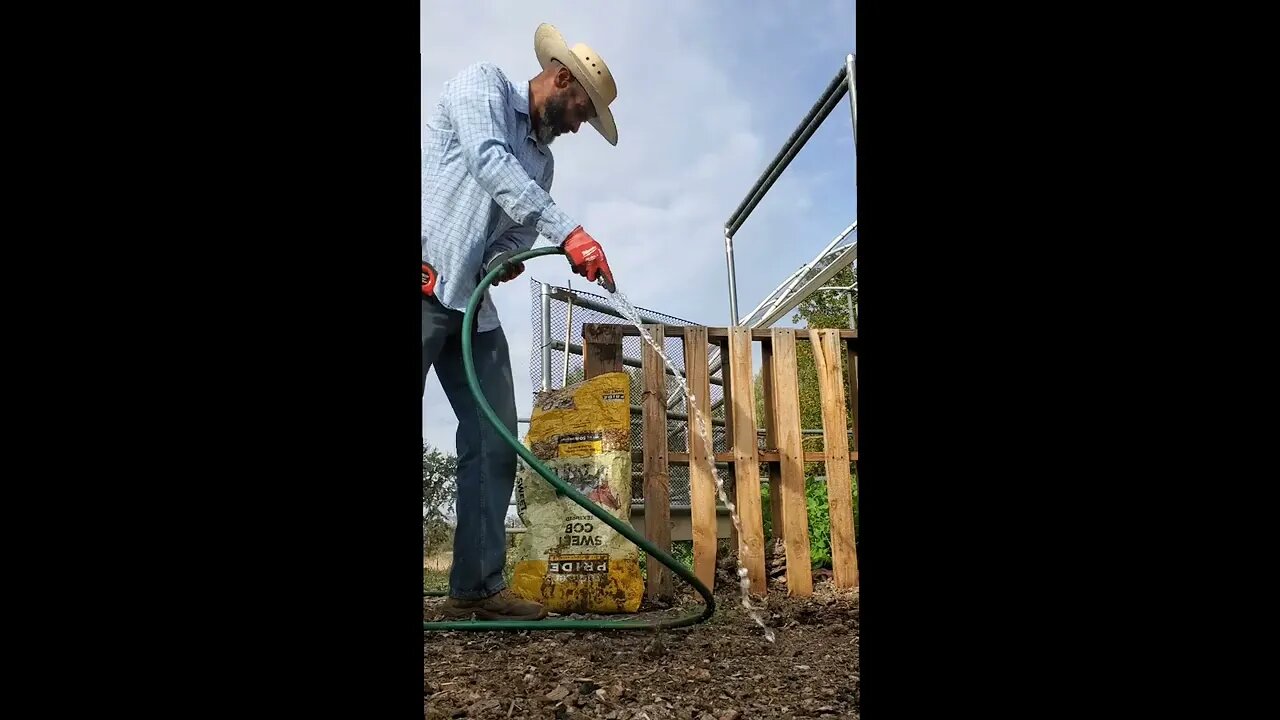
[484,250,525,286]
[562,227,616,292]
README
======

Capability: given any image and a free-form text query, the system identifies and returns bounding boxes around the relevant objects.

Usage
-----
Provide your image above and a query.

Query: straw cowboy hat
[534,23,618,146]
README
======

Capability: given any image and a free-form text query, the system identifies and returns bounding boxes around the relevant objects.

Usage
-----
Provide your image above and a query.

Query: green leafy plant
[671,540,693,569]
[760,472,858,569]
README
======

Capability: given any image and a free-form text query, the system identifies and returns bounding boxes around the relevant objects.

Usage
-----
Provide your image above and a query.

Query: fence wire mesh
[527,277,743,506]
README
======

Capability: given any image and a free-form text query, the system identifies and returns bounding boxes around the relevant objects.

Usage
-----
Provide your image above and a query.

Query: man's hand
[484,250,525,286]
[563,227,616,293]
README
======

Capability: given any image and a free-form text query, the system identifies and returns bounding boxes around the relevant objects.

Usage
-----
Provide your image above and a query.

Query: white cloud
[422,1,856,452]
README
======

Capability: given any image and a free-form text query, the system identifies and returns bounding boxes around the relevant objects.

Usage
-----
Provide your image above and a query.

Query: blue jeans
[422,295,518,600]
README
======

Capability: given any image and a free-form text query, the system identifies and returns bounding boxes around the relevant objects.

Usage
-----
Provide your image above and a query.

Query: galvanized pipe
[546,289,671,327]
[739,222,856,328]
[562,280,574,387]
[751,242,856,330]
[725,226,740,326]
[727,81,847,238]
[725,62,849,232]
[846,54,857,150]
[539,282,552,391]
[549,340,725,388]
[722,60,850,332]
[739,265,806,327]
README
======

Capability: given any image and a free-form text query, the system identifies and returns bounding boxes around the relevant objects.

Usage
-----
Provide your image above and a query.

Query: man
[421,23,618,621]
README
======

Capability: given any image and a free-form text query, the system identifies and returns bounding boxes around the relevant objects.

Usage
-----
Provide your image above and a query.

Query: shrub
[761,469,858,569]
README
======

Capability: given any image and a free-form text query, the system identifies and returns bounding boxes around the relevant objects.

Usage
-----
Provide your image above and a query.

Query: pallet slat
[641,325,673,601]
[682,326,718,591]
[582,324,624,377]
[630,450,855,465]
[761,340,784,541]
[729,327,767,594]
[593,321,859,600]
[771,328,814,596]
[596,324,858,341]
[718,337,739,554]
[845,337,859,454]
[811,330,859,589]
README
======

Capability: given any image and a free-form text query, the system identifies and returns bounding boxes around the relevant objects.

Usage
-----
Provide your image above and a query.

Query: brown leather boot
[439,589,548,621]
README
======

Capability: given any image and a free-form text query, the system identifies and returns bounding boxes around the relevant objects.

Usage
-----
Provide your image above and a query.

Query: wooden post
[771,328,813,596]
[845,338,860,558]
[811,330,859,589]
[728,327,767,594]
[682,326,717,591]
[582,323,624,377]
[641,325,673,601]
[845,338,859,455]
[761,339,784,541]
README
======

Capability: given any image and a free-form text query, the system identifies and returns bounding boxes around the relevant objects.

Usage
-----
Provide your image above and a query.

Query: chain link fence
[526,277,745,507]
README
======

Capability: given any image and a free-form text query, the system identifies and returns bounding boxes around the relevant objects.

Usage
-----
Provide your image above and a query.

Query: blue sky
[423,0,856,451]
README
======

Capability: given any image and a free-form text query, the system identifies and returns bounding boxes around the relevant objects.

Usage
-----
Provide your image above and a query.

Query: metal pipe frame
[751,242,857,329]
[739,265,807,327]
[727,84,848,239]
[561,281,574,387]
[546,288,673,328]
[539,282,552,391]
[542,283,727,412]
[725,62,850,232]
[722,90,847,326]
[549,340,725,388]
[846,54,857,150]
[724,227,739,325]
[722,54,856,329]
[737,222,856,329]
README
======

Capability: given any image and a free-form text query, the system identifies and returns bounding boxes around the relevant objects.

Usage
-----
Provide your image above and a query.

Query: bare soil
[424,564,859,720]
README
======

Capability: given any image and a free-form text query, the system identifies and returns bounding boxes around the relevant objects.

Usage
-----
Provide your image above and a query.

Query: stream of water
[605,290,775,643]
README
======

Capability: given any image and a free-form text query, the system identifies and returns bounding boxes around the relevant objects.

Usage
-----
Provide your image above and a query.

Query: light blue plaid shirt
[422,62,579,332]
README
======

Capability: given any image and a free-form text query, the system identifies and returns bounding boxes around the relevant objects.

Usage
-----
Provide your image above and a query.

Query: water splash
[605,289,775,643]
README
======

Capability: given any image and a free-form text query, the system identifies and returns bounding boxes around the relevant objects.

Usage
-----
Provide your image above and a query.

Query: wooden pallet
[582,322,859,600]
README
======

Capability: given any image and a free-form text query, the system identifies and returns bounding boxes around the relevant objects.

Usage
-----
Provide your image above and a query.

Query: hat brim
[535,24,618,146]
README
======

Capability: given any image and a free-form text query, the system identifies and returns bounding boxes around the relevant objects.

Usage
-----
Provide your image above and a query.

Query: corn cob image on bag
[512,371,643,613]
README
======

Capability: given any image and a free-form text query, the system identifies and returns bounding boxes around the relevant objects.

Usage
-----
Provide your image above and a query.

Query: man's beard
[536,95,569,145]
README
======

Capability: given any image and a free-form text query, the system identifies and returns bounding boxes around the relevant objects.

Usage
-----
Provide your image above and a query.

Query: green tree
[792,265,855,446]
[751,265,860,567]
[792,266,857,331]
[422,442,457,553]
[752,265,857,458]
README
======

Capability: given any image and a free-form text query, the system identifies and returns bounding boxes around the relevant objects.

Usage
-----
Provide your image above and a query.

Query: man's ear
[555,66,574,89]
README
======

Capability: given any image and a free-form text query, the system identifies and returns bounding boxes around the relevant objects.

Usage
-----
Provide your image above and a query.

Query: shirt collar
[512,80,531,117]
[514,81,550,154]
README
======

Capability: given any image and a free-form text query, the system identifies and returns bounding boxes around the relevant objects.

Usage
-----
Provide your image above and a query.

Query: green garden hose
[423,246,716,632]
